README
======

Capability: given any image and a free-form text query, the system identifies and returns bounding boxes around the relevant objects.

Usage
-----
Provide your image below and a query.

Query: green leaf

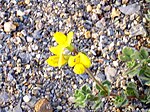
[119,55,131,61]
[131,51,141,60]
[126,68,140,77]
[114,94,128,107]
[140,48,149,59]
[81,84,91,94]
[125,82,139,98]
[92,100,102,110]
[140,88,150,104]
[96,80,111,96]
[122,47,134,57]
[126,60,136,68]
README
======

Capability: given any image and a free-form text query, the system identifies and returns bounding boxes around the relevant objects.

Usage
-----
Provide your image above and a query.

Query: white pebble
[23,94,31,102]
[4,21,16,33]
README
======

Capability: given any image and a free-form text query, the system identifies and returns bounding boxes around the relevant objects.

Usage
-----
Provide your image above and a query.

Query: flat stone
[23,94,31,103]
[4,21,16,33]
[86,5,92,12]
[129,24,147,37]
[84,31,91,38]
[34,98,53,112]
[111,8,120,18]
[119,3,140,15]
[105,66,117,82]
[26,36,33,43]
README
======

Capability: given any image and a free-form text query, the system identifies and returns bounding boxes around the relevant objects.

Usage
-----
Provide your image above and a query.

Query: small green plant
[74,84,103,109]
[114,93,128,108]
[46,32,150,110]
[125,82,139,98]
[119,47,150,86]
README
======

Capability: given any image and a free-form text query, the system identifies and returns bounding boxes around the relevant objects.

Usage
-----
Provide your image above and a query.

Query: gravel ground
[0,0,149,112]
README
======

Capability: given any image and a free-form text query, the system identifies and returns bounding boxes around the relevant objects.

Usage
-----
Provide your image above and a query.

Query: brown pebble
[84,31,91,38]
[34,98,53,112]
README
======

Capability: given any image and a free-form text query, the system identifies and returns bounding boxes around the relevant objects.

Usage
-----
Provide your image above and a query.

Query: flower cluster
[46,32,91,74]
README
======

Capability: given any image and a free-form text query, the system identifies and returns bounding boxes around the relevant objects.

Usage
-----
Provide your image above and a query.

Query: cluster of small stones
[0,0,149,112]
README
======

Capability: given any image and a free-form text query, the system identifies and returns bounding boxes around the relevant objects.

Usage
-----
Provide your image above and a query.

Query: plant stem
[72,48,108,94]
[85,68,108,94]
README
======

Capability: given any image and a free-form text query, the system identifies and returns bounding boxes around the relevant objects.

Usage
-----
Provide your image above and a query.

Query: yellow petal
[53,32,67,45]
[46,55,67,67]
[79,52,91,68]
[58,48,65,68]
[49,45,64,55]
[68,56,76,67]
[73,64,85,74]
[46,56,59,67]
[66,32,73,46]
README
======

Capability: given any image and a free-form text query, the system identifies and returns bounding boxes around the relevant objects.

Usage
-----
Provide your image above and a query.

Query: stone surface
[4,21,16,33]
[23,94,31,103]
[34,98,53,112]
[105,66,117,82]
[119,3,140,15]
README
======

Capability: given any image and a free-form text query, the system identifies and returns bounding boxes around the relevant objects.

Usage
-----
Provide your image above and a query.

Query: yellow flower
[68,52,91,74]
[53,32,73,47]
[46,45,68,68]
[46,31,73,68]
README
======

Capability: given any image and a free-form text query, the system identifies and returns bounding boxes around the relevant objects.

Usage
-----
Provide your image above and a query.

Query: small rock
[107,28,114,36]
[91,13,98,21]
[26,96,37,108]
[129,24,147,37]
[87,5,92,12]
[26,36,33,43]
[122,0,128,4]
[34,98,53,112]
[111,8,120,18]
[95,21,104,30]
[105,66,117,82]
[68,97,75,103]
[119,3,140,15]
[57,106,62,110]
[7,73,14,81]
[103,5,111,11]
[113,61,119,67]
[32,44,38,51]
[4,21,16,33]
[23,94,31,103]
[108,42,115,52]
[84,31,91,38]
[17,10,25,17]
[25,0,30,4]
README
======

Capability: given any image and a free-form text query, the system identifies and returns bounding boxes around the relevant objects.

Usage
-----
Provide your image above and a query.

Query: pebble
[34,98,53,112]
[84,31,91,38]
[119,3,140,15]
[25,0,30,4]
[17,10,25,17]
[105,66,117,82]
[4,21,16,33]
[7,73,14,81]
[57,106,62,110]
[26,36,33,43]
[23,94,31,103]
[86,5,92,12]
[31,44,38,51]
[129,24,147,37]
[95,21,104,30]
[111,8,120,18]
